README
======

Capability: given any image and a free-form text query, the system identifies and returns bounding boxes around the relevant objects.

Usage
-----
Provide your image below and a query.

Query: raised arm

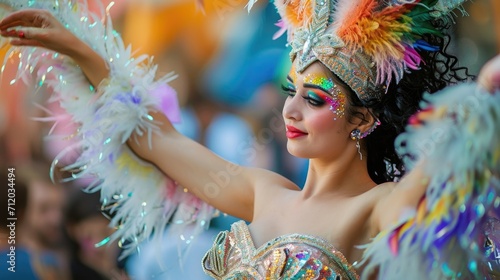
[0,8,296,222]
[0,5,296,257]
[127,110,296,221]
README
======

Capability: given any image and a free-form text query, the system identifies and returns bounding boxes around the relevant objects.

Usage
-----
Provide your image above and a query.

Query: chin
[286,142,311,159]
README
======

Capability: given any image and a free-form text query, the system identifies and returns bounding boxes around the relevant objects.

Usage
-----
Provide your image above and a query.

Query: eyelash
[281,84,325,107]
[304,95,324,106]
[281,84,296,96]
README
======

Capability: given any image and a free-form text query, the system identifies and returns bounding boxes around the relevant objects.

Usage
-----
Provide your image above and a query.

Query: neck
[301,151,375,199]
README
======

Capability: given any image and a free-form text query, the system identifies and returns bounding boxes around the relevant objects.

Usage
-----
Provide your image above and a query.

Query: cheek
[306,109,340,133]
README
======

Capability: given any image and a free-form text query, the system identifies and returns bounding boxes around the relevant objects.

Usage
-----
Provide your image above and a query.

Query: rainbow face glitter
[303,74,346,120]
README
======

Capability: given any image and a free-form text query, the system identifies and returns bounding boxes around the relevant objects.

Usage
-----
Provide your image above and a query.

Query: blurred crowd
[0,0,497,279]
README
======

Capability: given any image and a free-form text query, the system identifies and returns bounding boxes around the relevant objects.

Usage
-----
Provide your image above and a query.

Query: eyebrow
[286,75,294,83]
[303,83,332,95]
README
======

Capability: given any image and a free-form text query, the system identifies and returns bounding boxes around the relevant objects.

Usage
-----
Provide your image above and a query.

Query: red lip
[286,125,307,139]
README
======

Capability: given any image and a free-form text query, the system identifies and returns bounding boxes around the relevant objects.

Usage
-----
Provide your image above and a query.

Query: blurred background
[0,0,498,279]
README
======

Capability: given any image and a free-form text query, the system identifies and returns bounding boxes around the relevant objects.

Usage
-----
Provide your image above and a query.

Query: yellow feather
[116,151,156,176]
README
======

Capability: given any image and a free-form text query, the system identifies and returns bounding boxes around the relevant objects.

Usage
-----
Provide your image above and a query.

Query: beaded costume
[0,0,499,279]
[202,221,359,279]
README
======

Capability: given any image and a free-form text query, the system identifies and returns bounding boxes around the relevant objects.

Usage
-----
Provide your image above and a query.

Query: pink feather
[403,46,422,70]
[273,19,288,40]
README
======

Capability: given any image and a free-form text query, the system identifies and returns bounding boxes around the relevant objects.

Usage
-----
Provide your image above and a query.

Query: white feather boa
[0,0,214,258]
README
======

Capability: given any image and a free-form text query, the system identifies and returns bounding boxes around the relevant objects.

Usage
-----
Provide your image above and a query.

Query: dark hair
[65,190,102,226]
[345,20,472,184]
[64,190,103,254]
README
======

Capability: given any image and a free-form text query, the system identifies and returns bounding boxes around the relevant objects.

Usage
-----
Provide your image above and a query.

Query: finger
[9,38,43,47]
[5,26,48,47]
[6,27,48,41]
[0,26,31,38]
[0,20,29,31]
[484,72,500,93]
[0,29,19,38]
[0,9,50,30]
[478,55,500,93]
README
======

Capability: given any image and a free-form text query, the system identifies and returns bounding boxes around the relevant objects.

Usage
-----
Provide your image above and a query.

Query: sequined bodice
[202,221,359,279]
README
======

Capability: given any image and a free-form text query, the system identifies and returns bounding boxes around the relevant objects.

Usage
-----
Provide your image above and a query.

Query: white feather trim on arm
[0,0,215,259]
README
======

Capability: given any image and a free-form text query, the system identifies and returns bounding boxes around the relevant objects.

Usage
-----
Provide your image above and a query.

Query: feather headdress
[273,0,468,103]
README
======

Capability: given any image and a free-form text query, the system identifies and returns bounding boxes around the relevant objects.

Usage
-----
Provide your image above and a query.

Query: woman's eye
[304,91,325,106]
[281,83,296,97]
[303,97,324,106]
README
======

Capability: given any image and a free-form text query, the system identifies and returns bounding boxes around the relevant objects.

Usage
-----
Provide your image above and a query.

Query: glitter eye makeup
[304,91,326,106]
[281,76,297,97]
[289,64,298,83]
[303,74,346,119]
[304,75,335,92]
[309,90,345,120]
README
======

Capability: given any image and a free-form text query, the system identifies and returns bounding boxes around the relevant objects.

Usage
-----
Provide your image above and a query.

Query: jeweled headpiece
[270,0,468,103]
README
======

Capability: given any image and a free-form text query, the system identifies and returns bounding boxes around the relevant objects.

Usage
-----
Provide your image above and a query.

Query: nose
[282,94,302,121]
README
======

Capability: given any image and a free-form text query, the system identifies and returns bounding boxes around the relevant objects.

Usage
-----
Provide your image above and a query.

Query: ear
[353,107,377,136]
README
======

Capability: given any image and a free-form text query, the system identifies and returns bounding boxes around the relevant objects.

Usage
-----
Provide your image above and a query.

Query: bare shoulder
[371,182,397,194]
[250,167,300,199]
[364,182,397,202]
[345,182,396,217]
[365,182,399,234]
[371,169,428,232]
[248,167,300,190]
[248,167,300,221]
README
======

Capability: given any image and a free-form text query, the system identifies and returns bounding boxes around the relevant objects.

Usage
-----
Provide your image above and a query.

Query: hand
[0,9,109,88]
[0,9,80,56]
[478,54,500,93]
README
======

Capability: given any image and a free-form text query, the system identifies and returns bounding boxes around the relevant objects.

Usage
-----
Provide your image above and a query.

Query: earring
[350,129,363,160]
[360,118,381,139]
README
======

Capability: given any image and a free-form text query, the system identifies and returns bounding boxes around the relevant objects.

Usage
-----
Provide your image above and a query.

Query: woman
[0,0,499,279]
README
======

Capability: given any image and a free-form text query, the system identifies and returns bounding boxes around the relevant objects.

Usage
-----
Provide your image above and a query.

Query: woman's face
[282,61,356,160]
